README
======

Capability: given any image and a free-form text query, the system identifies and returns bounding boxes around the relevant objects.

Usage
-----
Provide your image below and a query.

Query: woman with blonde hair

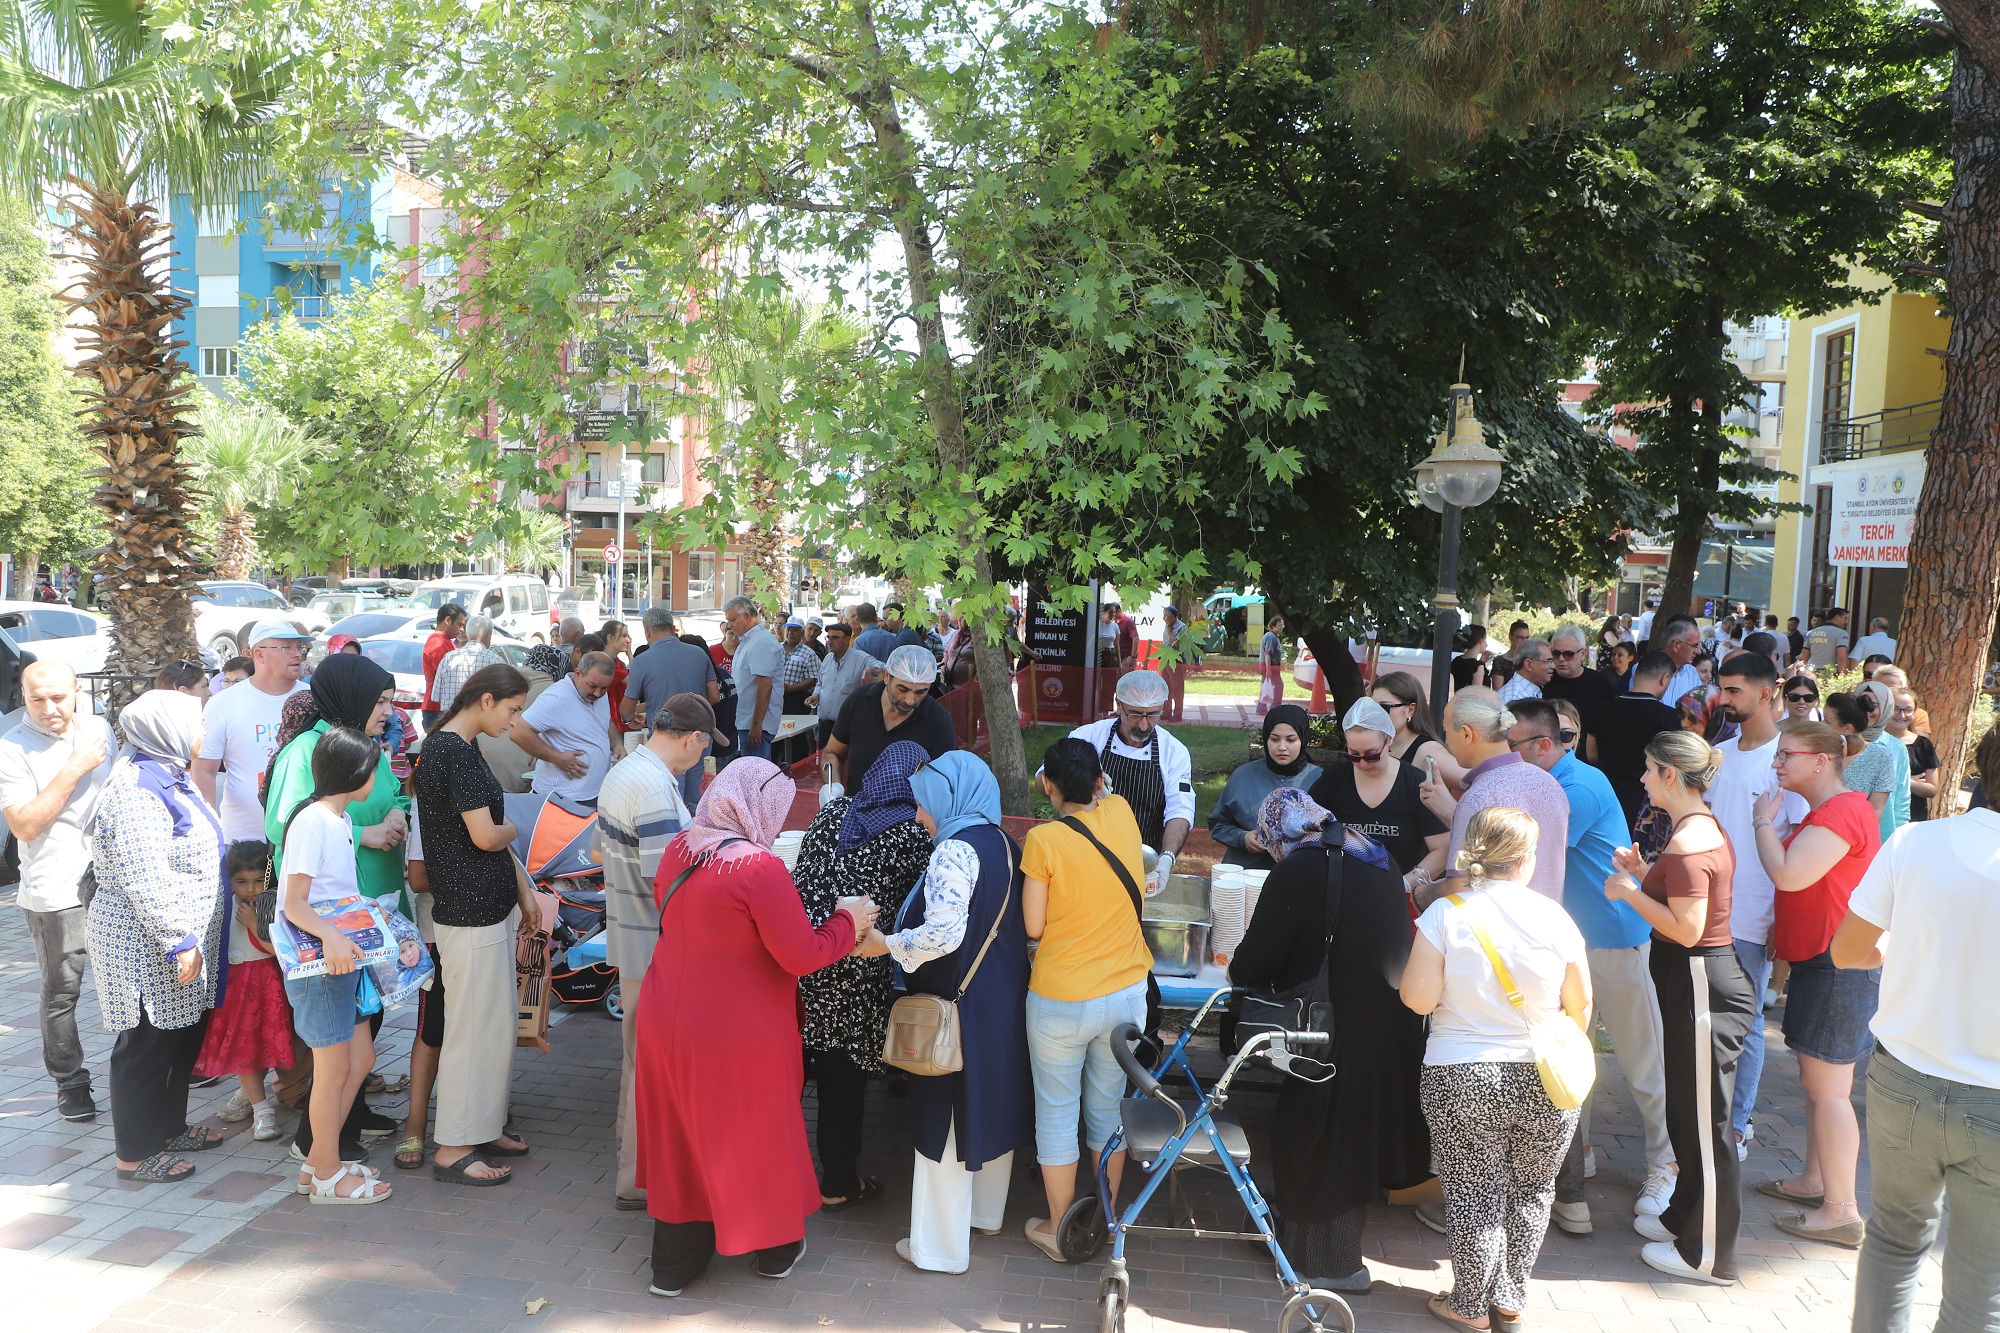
[1826,686,1909,840]
[1604,731,1754,1286]
[1885,689,1941,820]
[1400,807,1589,1331]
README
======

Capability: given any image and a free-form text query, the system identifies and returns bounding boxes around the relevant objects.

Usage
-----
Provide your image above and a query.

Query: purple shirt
[1444,752,1569,902]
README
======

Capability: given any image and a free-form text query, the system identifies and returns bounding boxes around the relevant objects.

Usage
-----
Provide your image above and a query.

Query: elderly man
[1068,669,1194,894]
[802,616,828,660]
[1850,616,1897,663]
[1657,615,1705,705]
[595,693,727,1209]
[557,615,588,676]
[513,650,618,804]
[434,614,505,713]
[722,596,785,760]
[780,617,821,717]
[623,606,720,810]
[809,621,880,749]
[1414,686,1568,909]
[1496,637,1554,703]
[1541,623,1620,737]
[194,618,310,843]
[420,602,468,730]
[0,662,115,1121]
[822,644,957,793]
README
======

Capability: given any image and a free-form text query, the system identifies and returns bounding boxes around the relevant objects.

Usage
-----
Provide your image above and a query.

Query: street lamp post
[1413,381,1505,732]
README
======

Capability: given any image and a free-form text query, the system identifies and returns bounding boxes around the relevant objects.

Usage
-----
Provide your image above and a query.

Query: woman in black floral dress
[794,739,936,1209]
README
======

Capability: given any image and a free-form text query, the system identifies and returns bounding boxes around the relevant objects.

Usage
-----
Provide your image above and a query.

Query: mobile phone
[1427,757,1439,784]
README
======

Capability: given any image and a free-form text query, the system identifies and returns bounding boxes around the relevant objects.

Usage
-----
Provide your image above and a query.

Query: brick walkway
[3,886,1948,1333]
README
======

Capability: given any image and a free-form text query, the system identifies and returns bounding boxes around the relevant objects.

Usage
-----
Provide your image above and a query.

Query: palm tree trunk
[215,508,259,581]
[61,181,205,682]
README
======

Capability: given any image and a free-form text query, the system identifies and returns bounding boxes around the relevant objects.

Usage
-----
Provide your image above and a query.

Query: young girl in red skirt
[196,841,295,1140]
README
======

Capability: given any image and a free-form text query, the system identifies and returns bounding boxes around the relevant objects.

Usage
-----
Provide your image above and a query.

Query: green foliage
[0,191,98,567]
[234,279,491,572]
[184,385,315,513]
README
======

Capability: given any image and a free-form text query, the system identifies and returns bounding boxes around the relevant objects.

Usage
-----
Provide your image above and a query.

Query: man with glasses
[1068,669,1194,894]
[1705,652,1807,1163]
[1508,699,1679,1233]
[1542,624,1620,739]
[1497,637,1555,703]
[193,618,310,844]
[1659,615,1706,706]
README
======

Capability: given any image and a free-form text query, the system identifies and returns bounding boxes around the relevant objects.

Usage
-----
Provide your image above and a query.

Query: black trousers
[293,1009,382,1158]
[1650,939,1756,1282]
[650,1220,803,1289]
[109,1009,211,1162]
[809,1049,868,1199]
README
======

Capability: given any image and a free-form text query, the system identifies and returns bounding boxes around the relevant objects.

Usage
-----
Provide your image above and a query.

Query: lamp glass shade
[1435,458,1502,509]
[1412,457,1444,513]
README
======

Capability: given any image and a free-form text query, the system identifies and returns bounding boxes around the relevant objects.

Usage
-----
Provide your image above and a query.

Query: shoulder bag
[1234,832,1343,1070]
[880,836,1014,1077]
[1057,814,1163,1038]
[1445,892,1595,1111]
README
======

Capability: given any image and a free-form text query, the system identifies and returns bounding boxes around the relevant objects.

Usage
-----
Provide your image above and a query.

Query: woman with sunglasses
[1748,721,1881,1249]
[1368,671,1464,793]
[1309,698,1447,891]
[1206,704,1323,870]
[1781,675,1820,722]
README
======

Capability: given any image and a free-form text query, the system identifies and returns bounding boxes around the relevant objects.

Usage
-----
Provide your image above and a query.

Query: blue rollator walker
[1053,988,1357,1333]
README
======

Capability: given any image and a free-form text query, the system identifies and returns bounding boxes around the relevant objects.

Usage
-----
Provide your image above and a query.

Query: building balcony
[1818,399,1941,465]
[565,479,682,513]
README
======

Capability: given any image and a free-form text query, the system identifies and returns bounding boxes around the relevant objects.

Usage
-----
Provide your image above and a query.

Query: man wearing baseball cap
[594,693,728,1209]
[1067,669,1193,895]
[780,617,820,718]
[193,619,310,845]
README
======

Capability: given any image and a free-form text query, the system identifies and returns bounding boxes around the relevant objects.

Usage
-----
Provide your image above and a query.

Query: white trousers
[433,914,518,1148]
[1589,942,1675,1170]
[907,1124,1013,1274]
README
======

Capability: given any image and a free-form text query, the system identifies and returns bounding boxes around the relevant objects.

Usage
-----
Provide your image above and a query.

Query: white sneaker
[1635,1166,1677,1217]
[252,1104,282,1141]
[1634,1212,1674,1243]
[219,1089,253,1123]
[1551,1201,1592,1236]
[1583,1146,1597,1179]
[1640,1240,1735,1286]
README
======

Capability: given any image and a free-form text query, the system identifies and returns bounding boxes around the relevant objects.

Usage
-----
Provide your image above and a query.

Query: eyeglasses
[1551,648,1584,660]
[1345,745,1388,764]
[1559,730,1578,745]
[1785,692,1818,703]
[1374,698,1412,711]
[1772,749,1822,765]
[1507,733,1555,751]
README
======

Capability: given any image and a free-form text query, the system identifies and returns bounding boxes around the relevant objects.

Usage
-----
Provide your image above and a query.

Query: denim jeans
[1730,937,1770,1140]
[23,900,91,1092]
[1025,979,1149,1164]
[735,735,771,763]
[1852,1049,2000,1333]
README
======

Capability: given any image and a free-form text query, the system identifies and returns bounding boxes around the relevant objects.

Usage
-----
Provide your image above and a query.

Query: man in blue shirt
[1510,700,1676,1235]
[851,602,900,663]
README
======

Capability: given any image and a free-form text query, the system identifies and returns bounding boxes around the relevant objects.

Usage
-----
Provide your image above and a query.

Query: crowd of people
[4,594,1995,1333]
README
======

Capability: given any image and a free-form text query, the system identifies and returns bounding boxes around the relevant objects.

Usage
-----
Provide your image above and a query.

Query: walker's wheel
[1058,1193,1107,1263]
[1277,1288,1355,1333]
[1098,1284,1125,1333]
[603,981,624,1021]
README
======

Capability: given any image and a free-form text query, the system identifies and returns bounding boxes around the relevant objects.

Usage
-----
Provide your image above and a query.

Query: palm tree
[0,0,288,672]
[486,508,566,577]
[184,388,313,579]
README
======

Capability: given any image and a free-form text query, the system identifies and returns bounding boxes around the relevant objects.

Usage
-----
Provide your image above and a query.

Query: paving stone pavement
[3,884,1950,1333]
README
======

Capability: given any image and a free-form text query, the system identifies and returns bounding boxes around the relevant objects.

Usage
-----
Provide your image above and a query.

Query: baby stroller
[1056,988,1355,1333]
[504,792,620,1016]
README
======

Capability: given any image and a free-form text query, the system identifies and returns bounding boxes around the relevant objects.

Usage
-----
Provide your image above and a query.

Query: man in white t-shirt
[193,618,310,844]
[1849,617,1897,664]
[513,651,617,803]
[1833,725,2000,1332]
[1707,652,1807,1159]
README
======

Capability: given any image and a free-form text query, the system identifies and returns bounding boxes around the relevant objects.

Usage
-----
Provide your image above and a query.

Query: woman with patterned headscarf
[633,758,879,1296]
[789,740,935,1212]
[1228,786,1431,1295]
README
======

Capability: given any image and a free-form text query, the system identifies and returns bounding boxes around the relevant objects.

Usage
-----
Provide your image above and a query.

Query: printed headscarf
[674,757,795,870]
[524,643,565,679]
[836,739,928,853]
[1254,785,1396,873]
[117,689,221,841]
[909,750,1001,845]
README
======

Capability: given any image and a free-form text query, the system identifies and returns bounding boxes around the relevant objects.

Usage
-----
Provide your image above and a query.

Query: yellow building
[1768,270,1948,632]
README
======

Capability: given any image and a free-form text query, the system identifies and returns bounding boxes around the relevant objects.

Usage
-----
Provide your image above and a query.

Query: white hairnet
[1114,669,1169,708]
[885,644,938,685]
[1341,696,1396,740]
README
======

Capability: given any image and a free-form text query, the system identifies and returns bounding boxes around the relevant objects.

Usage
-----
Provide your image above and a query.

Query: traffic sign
[603,543,623,565]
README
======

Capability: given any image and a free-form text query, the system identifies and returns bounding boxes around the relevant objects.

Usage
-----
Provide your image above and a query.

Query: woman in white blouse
[858,752,1034,1274]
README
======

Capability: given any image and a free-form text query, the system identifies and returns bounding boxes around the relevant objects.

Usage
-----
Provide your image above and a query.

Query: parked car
[308,589,401,621]
[1293,629,1435,691]
[551,583,602,632]
[323,609,435,645]
[285,576,329,607]
[0,602,114,677]
[410,575,552,642]
[354,628,537,718]
[193,580,331,660]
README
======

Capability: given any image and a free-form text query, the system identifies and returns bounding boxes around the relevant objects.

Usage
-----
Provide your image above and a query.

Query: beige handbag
[881,840,1013,1078]
[1446,894,1596,1111]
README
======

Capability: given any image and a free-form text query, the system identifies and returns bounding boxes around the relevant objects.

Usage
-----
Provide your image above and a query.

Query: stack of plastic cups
[1209,867,1246,965]
[772,830,806,872]
[1240,868,1270,935]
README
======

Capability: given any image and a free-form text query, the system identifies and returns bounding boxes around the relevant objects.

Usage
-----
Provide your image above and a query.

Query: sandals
[479,1135,531,1158]
[1427,1293,1490,1330]
[364,1072,410,1095]
[433,1152,512,1186]
[819,1176,882,1213]
[393,1136,427,1171]
[296,1163,381,1194]
[1755,1179,1825,1208]
[161,1127,224,1153]
[303,1164,393,1205]
[117,1152,196,1184]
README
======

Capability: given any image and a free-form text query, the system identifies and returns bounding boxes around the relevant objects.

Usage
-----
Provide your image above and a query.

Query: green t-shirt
[264,721,413,912]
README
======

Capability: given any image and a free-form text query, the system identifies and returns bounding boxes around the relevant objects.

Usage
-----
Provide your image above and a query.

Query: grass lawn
[1018,722,1256,822]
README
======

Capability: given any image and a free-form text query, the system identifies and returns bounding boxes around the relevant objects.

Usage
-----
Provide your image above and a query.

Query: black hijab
[310,651,395,731]
[1261,703,1313,778]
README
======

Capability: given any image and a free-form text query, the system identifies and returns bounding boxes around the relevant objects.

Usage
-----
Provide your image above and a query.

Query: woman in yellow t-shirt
[1017,738,1155,1263]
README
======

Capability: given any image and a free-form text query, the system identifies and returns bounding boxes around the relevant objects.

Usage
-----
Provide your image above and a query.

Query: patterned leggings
[1421,1061,1580,1320]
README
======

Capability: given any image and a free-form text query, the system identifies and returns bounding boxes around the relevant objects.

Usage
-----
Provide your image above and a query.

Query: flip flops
[433,1152,512,1186]
[161,1127,224,1153]
[479,1135,531,1158]
[393,1136,427,1170]
[117,1152,196,1184]
[819,1177,882,1213]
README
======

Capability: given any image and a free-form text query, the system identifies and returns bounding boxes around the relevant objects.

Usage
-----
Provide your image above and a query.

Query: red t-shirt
[421,631,455,709]
[1774,791,1881,962]
[609,660,631,734]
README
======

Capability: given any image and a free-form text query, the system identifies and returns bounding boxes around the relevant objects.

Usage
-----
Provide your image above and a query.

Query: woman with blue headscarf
[856,749,1033,1274]
[791,739,935,1212]
[1228,787,1432,1295]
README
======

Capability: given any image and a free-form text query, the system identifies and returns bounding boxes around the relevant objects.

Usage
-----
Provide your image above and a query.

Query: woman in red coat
[635,757,878,1296]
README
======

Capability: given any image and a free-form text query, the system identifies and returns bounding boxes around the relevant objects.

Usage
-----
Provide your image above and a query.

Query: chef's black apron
[1100,727,1167,850]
